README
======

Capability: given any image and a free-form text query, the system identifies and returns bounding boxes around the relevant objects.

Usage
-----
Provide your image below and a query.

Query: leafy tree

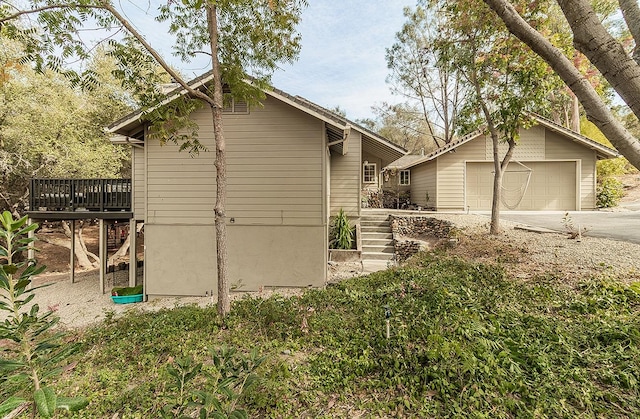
[428,0,563,233]
[386,6,466,147]
[0,38,130,215]
[0,1,306,316]
[481,0,640,170]
[370,102,438,153]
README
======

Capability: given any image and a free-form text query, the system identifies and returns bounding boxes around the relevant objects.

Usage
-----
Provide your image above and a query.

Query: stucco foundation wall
[227,224,326,290]
[145,224,326,297]
[145,224,216,296]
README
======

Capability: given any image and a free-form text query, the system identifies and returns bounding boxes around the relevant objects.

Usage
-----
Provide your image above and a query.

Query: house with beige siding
[109,73,405,298]
[392,116,619,211]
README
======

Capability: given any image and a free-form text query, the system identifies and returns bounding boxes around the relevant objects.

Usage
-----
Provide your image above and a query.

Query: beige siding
[330,131,361,216]
[489,124,545,161]
[146,108,216,225]
[145,97,324,225]
[437,136,487,210]
[143,97,328,297]
[133,146,145,220]
[226,99,324,225]
[410,161,437,208]
[545,129,596,210]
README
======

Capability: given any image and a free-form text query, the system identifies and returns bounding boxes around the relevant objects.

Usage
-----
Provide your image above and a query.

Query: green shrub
[329,208,354,250]
[596,176,624,208]
[0,211,88,417]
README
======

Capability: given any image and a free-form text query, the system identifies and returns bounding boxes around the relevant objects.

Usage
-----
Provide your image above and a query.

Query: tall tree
[386,6,466,147]
[0,1,306,316]
[370,102,438,153]
[430,0,563,233]
[481,0,640,170]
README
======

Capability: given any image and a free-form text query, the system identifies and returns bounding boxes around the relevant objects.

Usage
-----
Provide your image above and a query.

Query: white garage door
[466,161,576,210]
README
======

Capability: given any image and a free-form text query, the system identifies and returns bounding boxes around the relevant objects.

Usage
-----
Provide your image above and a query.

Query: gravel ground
[437,213,640,283]
[5,213,639,330]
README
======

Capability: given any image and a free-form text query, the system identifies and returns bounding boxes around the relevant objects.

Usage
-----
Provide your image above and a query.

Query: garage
[466,161,577,211]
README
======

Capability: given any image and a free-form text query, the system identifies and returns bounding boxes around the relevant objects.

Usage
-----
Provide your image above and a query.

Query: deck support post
[129,219,137,287]
[27,218,35,260]
[99,219,107,294]
[70,220,76,283]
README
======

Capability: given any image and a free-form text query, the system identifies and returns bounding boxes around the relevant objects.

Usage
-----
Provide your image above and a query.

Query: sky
[120,0,417,121]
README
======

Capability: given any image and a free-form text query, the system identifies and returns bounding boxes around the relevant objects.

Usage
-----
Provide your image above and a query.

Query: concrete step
[361,225,391,233]
[359,232,393,240]
[362,251,395,261]
[360,213,390,220]
[361,238,394,246]
[362,245,394,253]
[360,219,390,227]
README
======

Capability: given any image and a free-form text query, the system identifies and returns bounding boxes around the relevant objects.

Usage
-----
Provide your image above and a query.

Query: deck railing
[30,179,132,212]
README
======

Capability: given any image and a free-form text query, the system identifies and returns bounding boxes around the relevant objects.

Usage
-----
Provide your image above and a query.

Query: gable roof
[383,154,425,170]
[394,115,619,170]
[107,71,406,159]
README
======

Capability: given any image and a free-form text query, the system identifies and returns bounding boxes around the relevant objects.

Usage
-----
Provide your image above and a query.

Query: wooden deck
[28,178,133,220]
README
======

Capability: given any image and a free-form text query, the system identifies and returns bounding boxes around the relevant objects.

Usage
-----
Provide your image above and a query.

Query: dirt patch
[31,222,144,285]
[619,172,640,203]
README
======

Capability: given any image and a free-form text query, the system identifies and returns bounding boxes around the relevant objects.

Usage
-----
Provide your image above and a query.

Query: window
[399,170,410,186]
[363,163,377,183]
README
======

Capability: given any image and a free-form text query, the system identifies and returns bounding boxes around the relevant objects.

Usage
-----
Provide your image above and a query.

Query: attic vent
[222,97,249,114]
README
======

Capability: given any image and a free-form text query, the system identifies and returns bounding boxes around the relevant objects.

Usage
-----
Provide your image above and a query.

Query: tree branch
[0,3,101,23]
[98,2,215,107]
[482,0,640,170]
[0,2,216,108]
[557,0,640,121]
[619,0,640,65]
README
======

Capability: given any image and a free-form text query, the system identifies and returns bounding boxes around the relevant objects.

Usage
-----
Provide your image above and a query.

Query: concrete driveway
[489,202,640,244]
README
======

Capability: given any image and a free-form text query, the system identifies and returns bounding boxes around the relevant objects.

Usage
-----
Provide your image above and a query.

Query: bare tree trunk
[108,234,130,266]
[77,225,100,264]
[469,63,517,235]
[490,157,504,234]
[100,3,231,315]
[571,93,580,132]
[482,0,640,170]
[40,234,95,269]
[62,221,98,268]
[207,5,230,317]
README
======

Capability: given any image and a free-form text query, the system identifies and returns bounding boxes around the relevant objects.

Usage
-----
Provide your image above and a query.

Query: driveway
[488,203,640,245]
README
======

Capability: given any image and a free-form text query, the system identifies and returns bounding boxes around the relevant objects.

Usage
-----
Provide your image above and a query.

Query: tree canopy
[0,38,130,214]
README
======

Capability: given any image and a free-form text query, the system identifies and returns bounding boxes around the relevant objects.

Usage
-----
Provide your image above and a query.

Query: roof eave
[106,73,407,156]
[108,73,216,135]
[531,115,620,159]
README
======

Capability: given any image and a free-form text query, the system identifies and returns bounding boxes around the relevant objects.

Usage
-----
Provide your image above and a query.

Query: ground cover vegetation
[2,250,638,417]
[0,212,88,418]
